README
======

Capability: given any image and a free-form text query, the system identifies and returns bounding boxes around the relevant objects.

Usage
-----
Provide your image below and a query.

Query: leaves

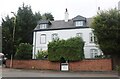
[42,13,54,21]
[15,43,32,60]
[92,8,120,55]
[48,37,84,61]
[2,3,54,59]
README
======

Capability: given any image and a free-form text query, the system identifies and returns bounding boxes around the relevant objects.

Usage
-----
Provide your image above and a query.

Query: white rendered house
[32,9,102,59]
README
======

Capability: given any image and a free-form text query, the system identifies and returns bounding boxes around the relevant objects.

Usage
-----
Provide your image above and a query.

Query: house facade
[32,9,102,59]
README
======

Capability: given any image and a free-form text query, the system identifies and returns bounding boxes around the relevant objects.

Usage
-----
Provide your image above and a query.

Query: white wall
[33,28,102,59]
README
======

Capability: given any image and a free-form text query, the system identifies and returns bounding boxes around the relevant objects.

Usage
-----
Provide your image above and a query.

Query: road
[1,68,120,79]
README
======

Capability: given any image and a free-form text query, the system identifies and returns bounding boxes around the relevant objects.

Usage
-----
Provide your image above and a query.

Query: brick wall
[69,59,112,71]
[6,59,112,71]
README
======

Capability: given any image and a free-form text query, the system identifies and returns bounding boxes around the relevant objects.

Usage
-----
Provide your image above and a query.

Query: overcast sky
[0,0,120,24]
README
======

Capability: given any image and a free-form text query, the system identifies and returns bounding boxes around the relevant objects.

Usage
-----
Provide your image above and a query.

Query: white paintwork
[65,9,69,22]
[118,1,120,11]
[32,28,102,59]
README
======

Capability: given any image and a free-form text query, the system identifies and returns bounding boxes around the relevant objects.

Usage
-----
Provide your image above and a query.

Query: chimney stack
[65,8,69,22]
[97,7,101,13]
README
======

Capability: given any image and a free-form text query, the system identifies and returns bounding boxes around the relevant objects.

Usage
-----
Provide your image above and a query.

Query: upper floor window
[89,33,97,43]
[76,33,82,38]
[40,34,46,44]
[52,33,58,41]
[75,21,84,26]
[40,24,47,29]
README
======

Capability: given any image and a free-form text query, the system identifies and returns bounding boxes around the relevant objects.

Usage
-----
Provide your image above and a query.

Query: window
[40,24,47,29]
[52,33,58,40]
[89,33,97,43]
[40,34,46,44]
[90,49,98,58]
[76,33,82,38]
[75,21,84,26]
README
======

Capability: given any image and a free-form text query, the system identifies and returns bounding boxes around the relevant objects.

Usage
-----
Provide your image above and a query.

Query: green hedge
[48,37,84,61]
[15,43,32,60]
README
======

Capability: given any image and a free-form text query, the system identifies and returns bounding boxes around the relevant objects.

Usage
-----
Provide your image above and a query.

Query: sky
[0,0,120,24]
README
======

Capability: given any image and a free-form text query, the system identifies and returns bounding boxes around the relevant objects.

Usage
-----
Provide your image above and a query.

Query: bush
[15,43,32,60]
[36,50,48,59]
[95,55,111,59]
[48,37,84,61]
[116,65,120,72]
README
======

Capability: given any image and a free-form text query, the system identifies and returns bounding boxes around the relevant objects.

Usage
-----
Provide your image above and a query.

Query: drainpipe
[33,31,37,59]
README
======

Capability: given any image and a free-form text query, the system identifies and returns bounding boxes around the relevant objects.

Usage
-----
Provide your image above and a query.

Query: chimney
[98,7,101,13]
[118,1,120,11]
[65,8,69,22]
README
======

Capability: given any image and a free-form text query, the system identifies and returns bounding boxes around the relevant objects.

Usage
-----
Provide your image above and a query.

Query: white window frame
[40,24,47,29]
[89,33,96,43]
[75,21,84,26]
[52,33,58,41]
[76,33,82,38]
[40,34,46,44]
[90,49,98,58]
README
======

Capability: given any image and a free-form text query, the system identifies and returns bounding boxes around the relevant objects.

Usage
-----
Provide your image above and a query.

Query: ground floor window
[40,34,46,44]
[90,49,98,58]
[52,33,58,41]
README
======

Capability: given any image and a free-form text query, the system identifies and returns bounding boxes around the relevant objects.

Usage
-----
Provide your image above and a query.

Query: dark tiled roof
[34,15,93,31]
[72,15,86,21]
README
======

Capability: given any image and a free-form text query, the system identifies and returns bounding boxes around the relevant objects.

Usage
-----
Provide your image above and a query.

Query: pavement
[1,67,120,78]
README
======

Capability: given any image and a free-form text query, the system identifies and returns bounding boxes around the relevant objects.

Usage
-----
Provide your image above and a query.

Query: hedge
[15,43,32,60]
[48,37,84,61]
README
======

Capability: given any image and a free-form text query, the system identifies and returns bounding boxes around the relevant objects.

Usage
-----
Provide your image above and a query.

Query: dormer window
[40,24,47,29]
[75,21,84,26]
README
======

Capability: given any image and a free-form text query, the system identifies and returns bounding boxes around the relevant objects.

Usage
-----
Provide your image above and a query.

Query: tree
[34,12,42,22]
[0,26,2,53]
[16,3,36,44]
[15,43,32,60]
[92,8,120,68]
[42,13,54,21]
[2,16,14,58]
[2,3,54,59]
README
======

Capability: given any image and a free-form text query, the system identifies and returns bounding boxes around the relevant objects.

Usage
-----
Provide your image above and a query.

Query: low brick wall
[6,59,112,71]
[6,60,60,70]
[69,59,112,71]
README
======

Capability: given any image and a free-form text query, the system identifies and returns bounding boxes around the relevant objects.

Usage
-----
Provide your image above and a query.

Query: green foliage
[95,55,111,59]
[48,37,84,61]
[2,16,15,58]
[42,13,54,21]
[36,50,48,59]
[16,3,36,44]
[92,8,120,56]
[34,12,42,21]
[2,3,54,59]
[116,65,120,72]
[15,43,32,60]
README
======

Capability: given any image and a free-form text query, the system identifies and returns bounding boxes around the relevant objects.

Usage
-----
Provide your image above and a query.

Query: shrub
[116,65,120,73]
[95,55,111,59]
[36,50,48,59]
[15,43,32,60]
[48,37,84,61]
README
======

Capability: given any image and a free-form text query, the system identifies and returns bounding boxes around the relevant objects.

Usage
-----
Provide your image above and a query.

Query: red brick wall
[69,59,112,71]
[6,59,112,71]
[6,60,60,70]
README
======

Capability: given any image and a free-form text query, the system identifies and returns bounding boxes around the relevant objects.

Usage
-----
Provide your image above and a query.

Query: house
[32,9,102,59]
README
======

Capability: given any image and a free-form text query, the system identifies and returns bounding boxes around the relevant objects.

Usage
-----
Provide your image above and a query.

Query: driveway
[1,68,120,79]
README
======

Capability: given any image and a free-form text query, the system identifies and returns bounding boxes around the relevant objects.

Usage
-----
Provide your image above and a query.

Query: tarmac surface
[1,67,120,79]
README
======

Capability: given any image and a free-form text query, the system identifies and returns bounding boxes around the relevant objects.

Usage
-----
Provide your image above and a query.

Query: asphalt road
[1,68,120,79]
